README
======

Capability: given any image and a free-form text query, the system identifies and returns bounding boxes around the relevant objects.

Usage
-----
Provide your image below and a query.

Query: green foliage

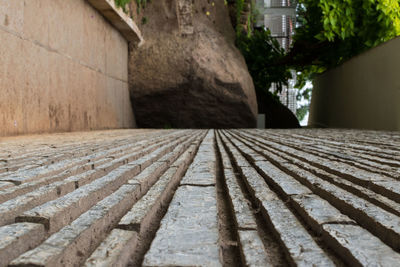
[235,0,400,122]
[293,0,400,83]
[135,0,148,12]
[296,104,309,122]
[114,0,131,10]
[114,0,147,14]
[311,0,400,44]
[296,86,312,121]
[235,0,245,35]
[236,29,292,96]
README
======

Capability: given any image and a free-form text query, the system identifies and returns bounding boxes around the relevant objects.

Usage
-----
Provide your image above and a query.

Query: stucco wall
[0,0,136,136]
[309,37,400,131]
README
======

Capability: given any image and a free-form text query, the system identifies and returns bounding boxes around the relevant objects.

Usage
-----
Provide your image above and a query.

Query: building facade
[256,0,297,115]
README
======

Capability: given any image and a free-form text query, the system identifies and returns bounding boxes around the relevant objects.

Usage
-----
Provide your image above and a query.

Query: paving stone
[219,134,251,168]
[232,152,335,266]
[171,144,197,168]
[238,230,272,267]
[371,180,400,203]
[0,134,182,204]
[233,133,400,217]
[171,144,198,175]
[259,198,335,267]
[216,136,257,230]
[0,223,46,266]
[236,130,390,185]
[0,180,76,226]
[262,131,400,175]
[157,139,192,164]
[0,155,100,185]
[17,164,141,233]
[224,167,257,230]
[281,162,400,251]
[254,160,312,197]
[84,229,137,267]
[10,184,140,267]
[215,133,234,169]
[322,224,400,266]
[0,181,14,190]
[240,167,273,202]
[1,129,400,266]
[290,194,354,233]
[118,167,178,233]
[180,131,216,186]
[131,161,167,189]
[143,185,221,267]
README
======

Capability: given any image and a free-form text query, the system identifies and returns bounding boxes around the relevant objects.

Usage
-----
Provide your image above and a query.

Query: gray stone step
[219,131,335,266]
[16,134,195,234]
[1,128,399,266]
[229,131,400,217]
[238,230,272,267]
[16,164,141,234]
[84,229,137,267]
[216,133,271,266]
[143,131,220,266]
[143,185,221,267]
[242,172,334,266]
[216,133,257,230]
[9,184,140,267]
[119,167,180,233]
[0,133,190,227]
[225,131,400,255]
[234,130,400,204]
[264,131,400,176]
[0,223,46,266]
[180,131,216,186]
[322,224,400,266]
[84,135,203,267]
[0,130,186,185]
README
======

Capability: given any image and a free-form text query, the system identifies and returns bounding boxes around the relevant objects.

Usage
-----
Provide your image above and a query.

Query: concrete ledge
[87,0,144,44]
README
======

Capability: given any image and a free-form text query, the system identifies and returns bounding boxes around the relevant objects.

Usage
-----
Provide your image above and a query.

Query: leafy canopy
[237,0,400,94]
[114,0,147,13]
[292,0,400,87]
[236,30,292,96]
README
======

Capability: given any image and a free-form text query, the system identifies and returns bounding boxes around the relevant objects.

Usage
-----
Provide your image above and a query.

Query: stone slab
[0,223,45,266]
[234,156,335,266]
[322,224,400,266]
[238,230,272,267]
[180,131,216,186]
[282,162,400,251]
[0,180,76,226]
[224,165,257,230]
[17,164,140,233]
[84,229,137,267]
[290,194,354,234]
[10,184,140,267]
[143,185,221,267]
[260,198,335,267]
[118,167,178,233]
[254,160,312,197]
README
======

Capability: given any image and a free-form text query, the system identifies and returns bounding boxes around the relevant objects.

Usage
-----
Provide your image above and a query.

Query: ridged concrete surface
[0,129,399,266]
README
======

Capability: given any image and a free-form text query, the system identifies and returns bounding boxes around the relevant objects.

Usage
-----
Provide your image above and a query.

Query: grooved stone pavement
[0,129,399,266]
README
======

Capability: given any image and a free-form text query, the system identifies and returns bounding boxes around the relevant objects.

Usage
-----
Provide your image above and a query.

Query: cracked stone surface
[0,129,399,266]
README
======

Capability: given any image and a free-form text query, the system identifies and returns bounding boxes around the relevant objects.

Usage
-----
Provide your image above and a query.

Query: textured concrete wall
[309,37,400,131]
[0,0,136,136]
